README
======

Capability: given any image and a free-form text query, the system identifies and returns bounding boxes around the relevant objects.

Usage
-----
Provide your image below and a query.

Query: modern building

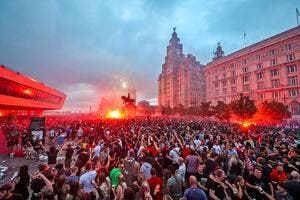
[158,28,206,108]
[204,26,300,117]
[0,65,66,116]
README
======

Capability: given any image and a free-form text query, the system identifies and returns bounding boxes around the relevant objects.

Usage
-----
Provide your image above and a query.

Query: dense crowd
[0,116,300,200]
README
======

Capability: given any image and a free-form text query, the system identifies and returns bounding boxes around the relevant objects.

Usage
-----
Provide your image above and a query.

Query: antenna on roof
[296,8,300,26]
[243,32,247,48]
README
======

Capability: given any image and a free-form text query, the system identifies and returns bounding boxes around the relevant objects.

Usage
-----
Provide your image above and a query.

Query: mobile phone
[200,178,207,184]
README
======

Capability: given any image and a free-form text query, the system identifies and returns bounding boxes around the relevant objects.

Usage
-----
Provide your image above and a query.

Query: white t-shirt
[212,144,221,155]
[169,147,181,163]
[94,144,101,157]
[194,139,201,151]
[79,170,97,193]
[177,163,186,182]
[49,130,55,138]
[140,162,152,180]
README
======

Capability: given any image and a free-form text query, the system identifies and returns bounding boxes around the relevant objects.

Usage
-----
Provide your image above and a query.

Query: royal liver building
[158,28,206,108]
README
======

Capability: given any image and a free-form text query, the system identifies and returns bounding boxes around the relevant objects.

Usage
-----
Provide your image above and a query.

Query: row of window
[214,74,298,89]
[215,87,299,98]
[0,77,62,105]
[216,43,294,72]
[215,64,297,81]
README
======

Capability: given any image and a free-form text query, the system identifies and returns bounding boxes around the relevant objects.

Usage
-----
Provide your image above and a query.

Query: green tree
[187,106,200,116]
[212,101,231,120]
[230,94,256,122]
[176,104,186,115]
[259,100,291,122]
[199,102,213,117]
[161,105,173,115]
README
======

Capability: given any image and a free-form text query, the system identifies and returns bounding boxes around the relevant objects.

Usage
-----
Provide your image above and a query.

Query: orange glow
[0,112,2,117]
[242,122,251,128]
[23,89,32,95]
[107,109,122,119]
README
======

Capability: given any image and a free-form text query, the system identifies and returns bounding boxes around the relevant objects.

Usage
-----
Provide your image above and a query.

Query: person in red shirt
[269,164,288,183]
[147,168,163,200]
[182,145,192,159]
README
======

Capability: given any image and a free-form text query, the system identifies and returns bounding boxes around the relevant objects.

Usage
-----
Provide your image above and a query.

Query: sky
[0,0,299,111]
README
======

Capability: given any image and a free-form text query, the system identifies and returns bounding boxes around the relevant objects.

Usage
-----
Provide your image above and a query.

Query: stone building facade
[204,26,300,116]
[158,28,206,108]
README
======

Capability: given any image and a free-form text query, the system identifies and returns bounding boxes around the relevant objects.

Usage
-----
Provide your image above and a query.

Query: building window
[272,92,281,98]
[256,55,261,60]
[257,72,264,80]
[215,90,219,95]
[242,76,249,83]
[289,89,299,97]
[242,67,248,73]
[215,75,218,81]
[243,84,250,91]
[231,87,236,93]
[287,65,297,73]
[270,59,277,66]
[223,88,227,94]
[288,76,298,86]
[231,71,235,76]
[230,64,235,68]
[257,63,263,69]
[242,59,247,64]
[230,79,236,85]
[258,93,265,99]
[223,73,226,78]
[0,77,62,105]
[221,66,225,71]
[214,82,219,88]
[269,49,275,56]
[271,79,280,88]
[270,68,279,77]
[286,54,295,62]
[222,80,227,86]
[257,82,264,90]
[285,44,293,51]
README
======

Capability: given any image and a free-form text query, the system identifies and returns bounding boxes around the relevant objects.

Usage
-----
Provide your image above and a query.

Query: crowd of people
[0,116,299,200]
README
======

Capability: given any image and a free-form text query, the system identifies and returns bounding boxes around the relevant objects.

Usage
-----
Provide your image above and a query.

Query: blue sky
[0,0,299,111]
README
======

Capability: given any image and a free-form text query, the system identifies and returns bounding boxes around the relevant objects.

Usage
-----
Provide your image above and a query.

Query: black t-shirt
[65,147,74,160]
[247,174,269,200]
[47,149,59,165]
[206,178,225,200]
[284,180,300,200]
[204,159,218,178]
[0,193,23,200]
[31,178,46,193]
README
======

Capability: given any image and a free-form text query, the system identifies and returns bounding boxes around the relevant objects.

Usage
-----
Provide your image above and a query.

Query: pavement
[0,154,42,185]
[0,127,57,187]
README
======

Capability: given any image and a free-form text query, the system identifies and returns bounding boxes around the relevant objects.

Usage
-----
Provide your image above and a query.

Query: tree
[257,100,291,123]
[230,94,256,122]
[173,104,186,115]
[199,102,213,117]
[212,101,231,120]
[160,105,173,115]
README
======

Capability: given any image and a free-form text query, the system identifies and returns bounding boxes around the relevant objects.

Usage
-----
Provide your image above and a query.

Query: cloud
[60,82,99,111]
[0,0,298,111]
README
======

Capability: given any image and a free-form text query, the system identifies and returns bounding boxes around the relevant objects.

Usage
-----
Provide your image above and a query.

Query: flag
[297,8,300,16]
[243,33,246,39]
